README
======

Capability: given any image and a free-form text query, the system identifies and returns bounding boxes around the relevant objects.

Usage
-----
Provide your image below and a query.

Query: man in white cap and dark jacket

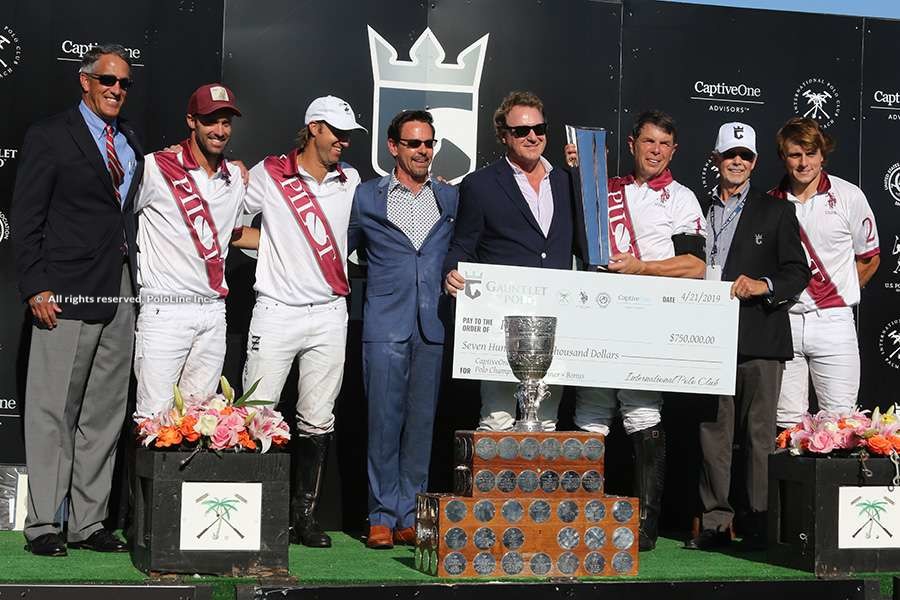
[242,95,366,547]
[685,122,809,551]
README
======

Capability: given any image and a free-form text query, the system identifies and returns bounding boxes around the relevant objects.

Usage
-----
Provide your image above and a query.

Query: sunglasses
[503,123,548,138]
[398,138,437,149]
[722,148,755,161]
[85,73,133,90]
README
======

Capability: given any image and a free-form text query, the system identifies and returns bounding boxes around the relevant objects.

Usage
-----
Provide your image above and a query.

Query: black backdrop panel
[621,0,862,197]
[222,0,622,531]
[858,17,900,408]
[0,0,223,463]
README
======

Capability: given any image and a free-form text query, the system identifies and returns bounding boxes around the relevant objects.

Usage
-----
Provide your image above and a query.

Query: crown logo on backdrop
[367,26,488,89]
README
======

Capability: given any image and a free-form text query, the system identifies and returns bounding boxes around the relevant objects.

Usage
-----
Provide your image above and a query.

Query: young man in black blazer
[11,44,143,556]
[685,122,810,551]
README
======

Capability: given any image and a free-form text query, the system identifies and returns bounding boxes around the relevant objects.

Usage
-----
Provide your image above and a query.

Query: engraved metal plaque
[497,470,517,493]
[529,499,551,523]
[444,552,466,575]
[585,526,606,549]
[475,437,498,460]
[582,470,603,493]
[445,500,467,522]
[560,470,581,492]
[612,500,635,523]
[501,499,524,523]
[540,437,562,460]
[519,437,540,460]
[557,499,579,522]
[612,551,634,574]
[474,527,497,550]
[585,499,606,522]
[474,500,496,522]
[474,552,496,575]
[612,526,635,550]
[454,466,472,496]
[562,438,584,460]
[501,551,525,575]
[583,438,604,461]
[557,551,579,575]
[503,527,525,550]
[530,552,552,576]
[585,552,606,574]
[498,436,519,460]
[518,470,539,493]
[557,526,580,549]
[475,469,496,493]
[445,527,467,550]
[455,435,473,463]
[540,470,560,493]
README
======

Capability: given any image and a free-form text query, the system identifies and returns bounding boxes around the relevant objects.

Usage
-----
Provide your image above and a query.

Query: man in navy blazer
[11,44,143,556]
[443,90,574,431]
[349,110,458,549]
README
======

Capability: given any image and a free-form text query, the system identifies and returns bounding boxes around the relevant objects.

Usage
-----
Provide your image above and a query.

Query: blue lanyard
[709,195,746,263]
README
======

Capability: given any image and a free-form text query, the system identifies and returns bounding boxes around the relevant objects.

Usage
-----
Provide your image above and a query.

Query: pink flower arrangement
[135,377,290,454]
[776,406,900,457]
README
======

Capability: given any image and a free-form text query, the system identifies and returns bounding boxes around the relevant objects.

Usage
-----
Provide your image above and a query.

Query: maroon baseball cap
[187,83,242,117]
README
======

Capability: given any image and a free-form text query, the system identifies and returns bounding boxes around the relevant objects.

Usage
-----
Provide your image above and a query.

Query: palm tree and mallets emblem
[194,493,248,540]
[850,495,895,540]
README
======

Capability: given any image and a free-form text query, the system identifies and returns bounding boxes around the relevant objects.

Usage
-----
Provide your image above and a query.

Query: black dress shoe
[68,529,128,552]
[24,533,67,556]
[684,529,731,550]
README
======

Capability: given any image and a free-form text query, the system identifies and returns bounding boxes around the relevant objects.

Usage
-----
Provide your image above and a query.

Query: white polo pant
[134,299,227,420]
[574,387,662,435]
[776,307,860,428]
[243,295,347,435]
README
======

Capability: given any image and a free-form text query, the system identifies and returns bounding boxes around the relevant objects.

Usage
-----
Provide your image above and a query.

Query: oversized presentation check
[453,262,739,396]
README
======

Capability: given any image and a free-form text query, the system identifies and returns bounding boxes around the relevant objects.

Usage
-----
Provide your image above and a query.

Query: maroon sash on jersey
[263,149,349,296]
[770,172,845,308]
[154,143,228,298]
[604,169,673,259]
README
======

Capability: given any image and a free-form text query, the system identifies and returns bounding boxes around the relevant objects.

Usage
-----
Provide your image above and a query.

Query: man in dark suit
[11,44,143,556]
[443,90,574,431]
[685,122,810,551]
[349,110,457,549]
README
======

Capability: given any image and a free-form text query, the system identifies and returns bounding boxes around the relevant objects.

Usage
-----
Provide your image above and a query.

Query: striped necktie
[105,124,125,203]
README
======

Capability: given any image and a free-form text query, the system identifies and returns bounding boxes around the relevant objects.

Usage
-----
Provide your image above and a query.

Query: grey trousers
[23,264,135,542]
[698,358,783,531]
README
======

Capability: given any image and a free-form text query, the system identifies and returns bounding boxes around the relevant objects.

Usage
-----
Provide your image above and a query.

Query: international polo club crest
[879,318,900,370]
[793,77,841,129]
[368,27,489,184]
[0,25,22,79]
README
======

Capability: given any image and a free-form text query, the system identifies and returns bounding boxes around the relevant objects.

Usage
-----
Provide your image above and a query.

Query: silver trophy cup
[504,316,557,432]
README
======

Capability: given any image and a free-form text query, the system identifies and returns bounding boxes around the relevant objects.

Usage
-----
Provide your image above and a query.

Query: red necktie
[105,124,125,203]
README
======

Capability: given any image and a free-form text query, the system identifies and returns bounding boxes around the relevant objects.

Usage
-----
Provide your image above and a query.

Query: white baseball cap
[715,122,757,155]
[304,95,368,133]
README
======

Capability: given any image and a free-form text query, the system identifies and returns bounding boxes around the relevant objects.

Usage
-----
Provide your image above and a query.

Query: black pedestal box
[131,448,290,576]
[769,450,900,576]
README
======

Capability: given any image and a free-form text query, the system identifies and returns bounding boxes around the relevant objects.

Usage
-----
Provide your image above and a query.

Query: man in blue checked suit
[348,110,458,549]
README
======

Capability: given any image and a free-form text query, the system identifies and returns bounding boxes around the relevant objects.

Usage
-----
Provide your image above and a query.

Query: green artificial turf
[0,530,894,598]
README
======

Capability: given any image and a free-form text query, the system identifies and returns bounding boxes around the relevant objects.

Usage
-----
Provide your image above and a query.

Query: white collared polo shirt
[245,157,360,306]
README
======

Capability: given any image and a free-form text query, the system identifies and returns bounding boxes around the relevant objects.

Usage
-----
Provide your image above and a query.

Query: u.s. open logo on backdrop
[368,27,488,184]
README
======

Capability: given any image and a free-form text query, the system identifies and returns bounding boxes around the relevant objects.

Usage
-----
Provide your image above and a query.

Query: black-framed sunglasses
[503,123,548,138]
[722,148,755,161]
[397,138,437,149]
[85,73,134,90]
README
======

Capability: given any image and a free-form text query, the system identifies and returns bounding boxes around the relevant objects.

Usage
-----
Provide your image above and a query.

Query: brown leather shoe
[393,526,416,546]
[367,525,393,549]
